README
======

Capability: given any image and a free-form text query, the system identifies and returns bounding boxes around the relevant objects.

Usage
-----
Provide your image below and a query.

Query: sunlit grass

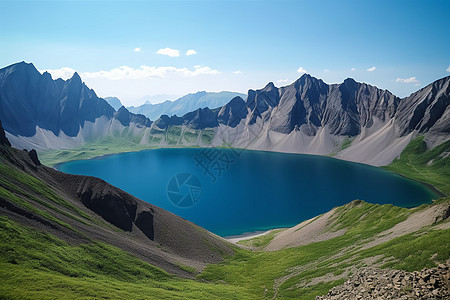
[384,136,450,196]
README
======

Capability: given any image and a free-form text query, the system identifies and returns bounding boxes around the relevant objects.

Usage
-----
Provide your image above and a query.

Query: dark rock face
[135,210,155,240]
[154,115,183,129]
[0,62,151,138]
[217,96,248,127]
[114,106,152,127]
[27,149,40,166]
[154,107,219,130]
[181,107,219,129]
[395,76,450,137]
[246,82,280,125]
[271,75,329,134]
[0,120,11,146]
[76,178,137,231]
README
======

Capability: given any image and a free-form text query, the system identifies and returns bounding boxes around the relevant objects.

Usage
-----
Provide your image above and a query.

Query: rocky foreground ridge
[317,263,450,300]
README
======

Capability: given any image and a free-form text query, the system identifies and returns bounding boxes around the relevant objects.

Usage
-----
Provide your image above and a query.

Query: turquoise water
[58,148,438,236]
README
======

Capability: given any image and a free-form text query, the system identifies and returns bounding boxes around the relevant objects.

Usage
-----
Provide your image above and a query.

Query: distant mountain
[104,96,123,111]
[0,62,152,150]
[128,91,246,120]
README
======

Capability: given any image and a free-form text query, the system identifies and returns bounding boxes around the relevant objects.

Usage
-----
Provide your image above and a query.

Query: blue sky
[0,0,449,106]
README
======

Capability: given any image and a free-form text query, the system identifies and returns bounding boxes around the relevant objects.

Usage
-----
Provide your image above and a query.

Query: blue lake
[58,148,439,236]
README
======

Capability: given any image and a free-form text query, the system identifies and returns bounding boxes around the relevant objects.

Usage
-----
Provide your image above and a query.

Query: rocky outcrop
[317,264,450,300]
[114,106,152,127]
[181,107,219,129]
[153,114,183,129]
[395,76,450,147]
[0,120,11,146]
[217,96,248,127]
[153,107,219,130]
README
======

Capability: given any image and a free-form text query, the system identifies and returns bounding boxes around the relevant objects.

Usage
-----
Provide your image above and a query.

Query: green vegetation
[0,217,253,300]
[237,229,284,248]
[0,161,95,230]
[166,126,182,145]
[37,127,215,167]
[0,163,90,220]
[176,263,198,274]
[199,201,436,299]
[201,129,215,144]
[359,227,450,271]
[340,138,353,150]
[183,130,199,143]
[384,136,450,196]
[38,137,157,167]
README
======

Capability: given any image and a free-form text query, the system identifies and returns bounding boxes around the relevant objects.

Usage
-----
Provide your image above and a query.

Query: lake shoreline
[223,229,274,243]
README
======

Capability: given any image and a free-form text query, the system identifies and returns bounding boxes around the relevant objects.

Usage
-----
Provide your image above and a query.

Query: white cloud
[324,69,330,72]
[186,49,197,56]
[81,65,219,80]
[297,66,308,74]
[396,76,419,84]
[277,79,289,84]
[42,67,76,80]
[134,48,142,52]
[351,68,356,71]
[233,70,242,74]
[367,66,376,72]
[447,65,450,72]
[156,48,180,57]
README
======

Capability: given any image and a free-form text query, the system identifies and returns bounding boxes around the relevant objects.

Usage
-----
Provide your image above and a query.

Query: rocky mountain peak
[263,82,276,91]
[69,72,82,84]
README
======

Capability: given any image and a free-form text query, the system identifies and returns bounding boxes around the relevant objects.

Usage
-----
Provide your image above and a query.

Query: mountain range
[0,61,449,166]
[127,91,246,121]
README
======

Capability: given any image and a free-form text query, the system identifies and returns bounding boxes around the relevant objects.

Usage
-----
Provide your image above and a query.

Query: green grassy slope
[38,137,157,167]
[384,136,450,196]
[200,200,450,299]
[1,195,449,299]
[0,217,252,300]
